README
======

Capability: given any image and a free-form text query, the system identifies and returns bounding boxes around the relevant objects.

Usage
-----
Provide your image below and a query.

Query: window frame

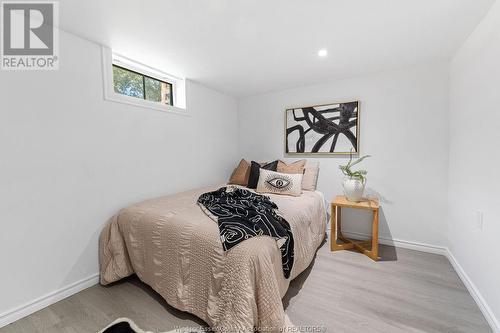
[102,47,188,116]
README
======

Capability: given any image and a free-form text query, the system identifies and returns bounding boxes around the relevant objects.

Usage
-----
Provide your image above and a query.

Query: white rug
[100,315,295,333]
[98,318,206,333]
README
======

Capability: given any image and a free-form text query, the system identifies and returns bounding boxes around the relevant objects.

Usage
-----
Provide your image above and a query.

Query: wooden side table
[330,195,380,261]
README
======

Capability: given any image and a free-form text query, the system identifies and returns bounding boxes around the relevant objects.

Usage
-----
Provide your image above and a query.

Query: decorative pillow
[228,159,251,186]
[257,169,303,196]
[277,159,306,174]
[247,160,278,189]
[302,162,320,191]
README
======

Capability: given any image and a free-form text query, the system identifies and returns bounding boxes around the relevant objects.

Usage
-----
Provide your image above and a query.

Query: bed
[99,185,327,332]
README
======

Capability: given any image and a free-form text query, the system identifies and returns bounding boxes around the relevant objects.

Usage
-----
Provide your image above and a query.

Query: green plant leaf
[348,155,371,168]
[339,150,370,183]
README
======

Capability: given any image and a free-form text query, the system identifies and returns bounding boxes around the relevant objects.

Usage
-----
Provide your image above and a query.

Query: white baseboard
[0,273,100,329]
[445,250,500,333]
[341,230,448,255]
[339,230,499,333]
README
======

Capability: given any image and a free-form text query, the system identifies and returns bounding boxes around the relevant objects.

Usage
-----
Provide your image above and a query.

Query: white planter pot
[342,177,366,202]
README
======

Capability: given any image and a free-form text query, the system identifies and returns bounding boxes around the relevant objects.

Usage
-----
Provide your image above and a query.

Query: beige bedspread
[99,185,326,332]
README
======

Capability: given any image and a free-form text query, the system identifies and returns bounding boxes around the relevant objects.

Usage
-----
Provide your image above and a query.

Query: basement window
[112,65,173,106]
[102,47,187,114]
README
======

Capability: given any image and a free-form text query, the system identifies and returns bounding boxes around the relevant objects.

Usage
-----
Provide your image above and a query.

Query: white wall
[0,30,239,319]
[1,5,499,330]
[449,1,500,329]
[238,62,450,247]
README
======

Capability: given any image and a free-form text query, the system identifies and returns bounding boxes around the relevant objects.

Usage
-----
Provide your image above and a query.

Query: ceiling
[59,0,495,98]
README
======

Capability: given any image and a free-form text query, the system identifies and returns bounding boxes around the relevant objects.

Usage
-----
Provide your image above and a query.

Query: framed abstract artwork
[285,101,360,155]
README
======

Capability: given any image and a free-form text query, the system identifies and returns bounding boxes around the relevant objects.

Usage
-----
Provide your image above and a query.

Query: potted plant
[339,151,371,202]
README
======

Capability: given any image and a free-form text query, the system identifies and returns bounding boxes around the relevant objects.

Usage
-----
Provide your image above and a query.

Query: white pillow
[256,169,303,197]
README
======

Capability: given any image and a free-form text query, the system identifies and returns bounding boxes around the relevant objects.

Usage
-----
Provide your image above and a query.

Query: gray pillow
[302,162,320,191]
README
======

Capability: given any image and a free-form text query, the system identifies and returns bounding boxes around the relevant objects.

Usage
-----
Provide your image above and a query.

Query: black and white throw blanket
[198,186,294,278]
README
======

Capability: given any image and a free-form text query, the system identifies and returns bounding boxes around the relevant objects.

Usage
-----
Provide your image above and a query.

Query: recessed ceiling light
[318,49,328,57]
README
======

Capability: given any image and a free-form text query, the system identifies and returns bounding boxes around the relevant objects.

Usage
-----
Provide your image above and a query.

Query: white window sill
[104,91,190,117]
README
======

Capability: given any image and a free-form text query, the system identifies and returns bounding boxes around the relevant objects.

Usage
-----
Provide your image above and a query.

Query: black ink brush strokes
[286,101,358,153]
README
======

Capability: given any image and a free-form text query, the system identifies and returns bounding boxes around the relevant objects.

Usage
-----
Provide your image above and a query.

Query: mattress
[99,185,327,332]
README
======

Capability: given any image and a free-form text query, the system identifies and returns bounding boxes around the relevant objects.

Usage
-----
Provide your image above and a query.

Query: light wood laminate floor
[0,242,491,333]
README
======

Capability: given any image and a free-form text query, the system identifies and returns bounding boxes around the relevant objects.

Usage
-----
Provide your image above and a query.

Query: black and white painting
[285,101,359,155]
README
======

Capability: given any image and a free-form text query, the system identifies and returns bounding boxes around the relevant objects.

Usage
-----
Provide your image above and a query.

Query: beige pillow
[277,159,306,174]
[228,159,250,186]
[256,169,303,197]
[302,162,320,191]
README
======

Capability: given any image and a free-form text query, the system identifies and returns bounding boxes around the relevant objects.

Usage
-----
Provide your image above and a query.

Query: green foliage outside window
[112,65,172,106]
[113,66,144,98]
[145,77,161,102]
